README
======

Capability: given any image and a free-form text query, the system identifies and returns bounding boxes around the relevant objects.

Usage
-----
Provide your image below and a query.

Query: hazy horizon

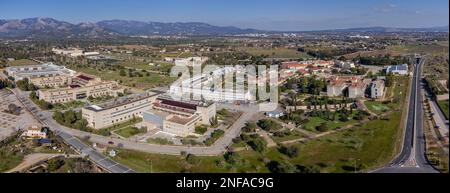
[1,0,448,31]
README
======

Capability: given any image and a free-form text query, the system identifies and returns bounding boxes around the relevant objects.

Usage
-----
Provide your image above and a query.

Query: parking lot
[0,90,39,141]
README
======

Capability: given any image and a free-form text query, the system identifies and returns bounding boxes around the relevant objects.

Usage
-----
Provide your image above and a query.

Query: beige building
[38,73,124,103]
[30,75,70,88]
[327,76,368,98]
[143,96,216,137]
[82,92,160,129]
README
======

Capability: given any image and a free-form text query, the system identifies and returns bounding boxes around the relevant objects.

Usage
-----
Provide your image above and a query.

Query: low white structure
[337,61,356,69]
[22,125,48,138]
[386,64,408,75]
[5,63,76,81]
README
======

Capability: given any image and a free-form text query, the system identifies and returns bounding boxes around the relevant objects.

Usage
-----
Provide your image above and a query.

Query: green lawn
[147,138,174,145]
[111,110,402,173]
[69,66,176,90]
[303,115,357,132]
[271,129,307,143]
[94,118,142,136]
[438,100,449,120]
[6,59,36,66]
[365,101,390,114]
[115,126,142,138]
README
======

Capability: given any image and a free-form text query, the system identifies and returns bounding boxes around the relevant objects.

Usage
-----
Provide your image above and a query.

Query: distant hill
[0,17,447,38]
[0,17,262,38]
[0,17,117,38]
[96,20,261,36]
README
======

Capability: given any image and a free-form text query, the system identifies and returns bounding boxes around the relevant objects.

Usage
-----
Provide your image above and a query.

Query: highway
[374,57,439,173]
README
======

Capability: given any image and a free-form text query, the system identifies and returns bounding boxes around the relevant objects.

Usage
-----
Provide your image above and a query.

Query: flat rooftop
[84,91,162,112]
[6,63,74,77]
[167,114,198,125]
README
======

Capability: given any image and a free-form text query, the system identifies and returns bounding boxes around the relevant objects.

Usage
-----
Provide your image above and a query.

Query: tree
[242,122,257,133]
[224,151,241,165]
[186,154,200,165]
[53,111,64,123]
[63,110,76,125]
[278,145,299,158]
[266,160,297,173]
[74,119,88,131]
[247,137,267,153]
[47,158,65,171]
[119,69,126,76]
[257,119,281,132]
[316,123,329,132]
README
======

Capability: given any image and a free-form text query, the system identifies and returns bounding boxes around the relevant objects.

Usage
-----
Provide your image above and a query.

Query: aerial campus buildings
[82,92,159,129]
[143,96,216,137]
[38,73,124,103]
[326,76,369,98]
[82,93,216,137]
[4,63,124,103]
[5,62,76,87]
[170,66,253,102]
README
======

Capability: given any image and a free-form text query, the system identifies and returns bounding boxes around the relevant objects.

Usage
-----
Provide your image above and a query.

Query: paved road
[374,57,439,173]
[11,88,135,173]
[425,91,449,138]
[14,88,259,156]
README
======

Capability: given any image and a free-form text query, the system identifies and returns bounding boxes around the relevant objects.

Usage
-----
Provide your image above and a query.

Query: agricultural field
[69,65,177,90]
[238,47,310,58]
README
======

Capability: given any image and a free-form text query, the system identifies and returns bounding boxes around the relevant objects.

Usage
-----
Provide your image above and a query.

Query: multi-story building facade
[143,96,216,137]
[370,79,385,99]
[5,63,76,82]
[38,73,124,103]
[82,92,160,129]
[327,76,368,98]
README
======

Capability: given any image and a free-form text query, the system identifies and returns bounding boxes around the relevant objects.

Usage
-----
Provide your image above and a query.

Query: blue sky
[0,0,448,31]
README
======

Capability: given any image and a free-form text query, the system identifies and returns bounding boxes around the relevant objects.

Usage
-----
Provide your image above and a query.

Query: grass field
[6,59,36,66]
[70,66,176,90]
[271,129,307,143]
[111,110,403,173]
[147,138,174,145]
[303,114,358,132]
[388,42,449,56]
[115,126,141,138]
[437,100,449,120]
[364,101,390,114]
[238,47,310,58]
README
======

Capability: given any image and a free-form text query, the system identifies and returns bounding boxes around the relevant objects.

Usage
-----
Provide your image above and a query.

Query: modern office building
[82,92,160,129]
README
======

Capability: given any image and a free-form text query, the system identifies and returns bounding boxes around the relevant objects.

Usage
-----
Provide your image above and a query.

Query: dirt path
[6,153,63,173]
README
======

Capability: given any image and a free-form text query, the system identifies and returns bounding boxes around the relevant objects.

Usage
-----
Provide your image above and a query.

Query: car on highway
[108,141,115,145]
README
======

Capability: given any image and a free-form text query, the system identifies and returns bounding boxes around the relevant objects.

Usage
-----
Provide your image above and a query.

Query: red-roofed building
[281,62,309,70]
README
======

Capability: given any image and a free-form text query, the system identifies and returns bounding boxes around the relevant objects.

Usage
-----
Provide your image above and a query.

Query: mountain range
[0,17,448,38]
